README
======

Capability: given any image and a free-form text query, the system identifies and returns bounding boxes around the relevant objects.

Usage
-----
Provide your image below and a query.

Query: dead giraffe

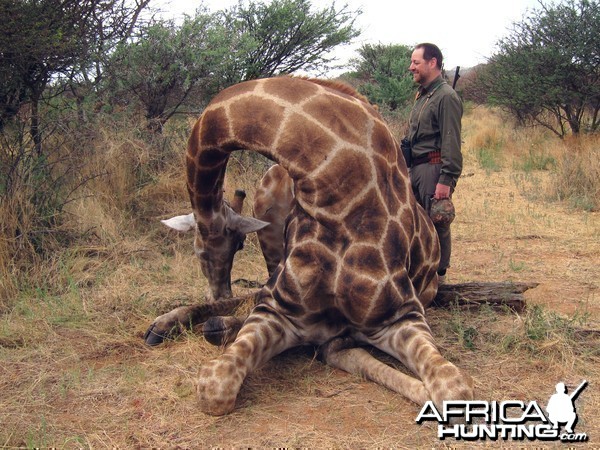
[147,76,473,415]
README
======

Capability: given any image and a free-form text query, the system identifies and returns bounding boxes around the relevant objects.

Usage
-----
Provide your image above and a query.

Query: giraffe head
[162,190,268,301]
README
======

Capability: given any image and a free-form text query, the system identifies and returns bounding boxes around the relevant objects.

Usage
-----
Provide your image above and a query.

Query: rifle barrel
[452,66,461,90]
[569,380,588,400]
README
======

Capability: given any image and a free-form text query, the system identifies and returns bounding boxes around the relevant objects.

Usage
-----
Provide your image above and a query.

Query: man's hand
[434,183,451,199]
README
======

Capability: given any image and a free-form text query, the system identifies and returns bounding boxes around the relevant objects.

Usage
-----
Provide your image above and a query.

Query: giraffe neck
[185,132,229,220]
[188,77,407,226]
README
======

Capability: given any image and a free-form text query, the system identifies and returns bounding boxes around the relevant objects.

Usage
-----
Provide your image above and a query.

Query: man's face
[410,48,437,85]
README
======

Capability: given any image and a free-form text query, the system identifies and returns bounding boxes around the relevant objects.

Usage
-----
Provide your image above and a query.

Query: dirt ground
[1,117,599,448]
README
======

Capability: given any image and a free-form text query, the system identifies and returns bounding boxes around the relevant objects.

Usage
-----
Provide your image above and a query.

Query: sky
[156,0,543,75]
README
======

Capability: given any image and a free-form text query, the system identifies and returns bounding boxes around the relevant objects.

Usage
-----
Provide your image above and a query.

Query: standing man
[406,43,463,283]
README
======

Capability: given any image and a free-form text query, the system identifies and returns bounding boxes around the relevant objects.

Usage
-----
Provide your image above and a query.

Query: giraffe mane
[292,76,375,108]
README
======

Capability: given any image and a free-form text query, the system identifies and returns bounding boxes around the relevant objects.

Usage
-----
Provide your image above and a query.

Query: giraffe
[147,76,473,415]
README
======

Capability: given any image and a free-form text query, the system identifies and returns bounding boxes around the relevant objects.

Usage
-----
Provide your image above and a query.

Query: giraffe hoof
[143,320,183,346]
[144,323,167,346]
[202,316,243,346]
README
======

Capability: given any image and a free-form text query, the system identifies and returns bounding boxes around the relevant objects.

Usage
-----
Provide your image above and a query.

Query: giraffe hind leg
[197,304,300,415]
[319,337,428,406]
[366,314,474,410]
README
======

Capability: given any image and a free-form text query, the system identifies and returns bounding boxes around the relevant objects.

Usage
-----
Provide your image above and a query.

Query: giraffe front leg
[369,315,474,410]
[144,305,201,346]
[144,295,251,346]
[196,304,299,415]
[202,315,245,346]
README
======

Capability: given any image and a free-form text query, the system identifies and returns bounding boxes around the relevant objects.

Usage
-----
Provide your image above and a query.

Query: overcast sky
[156,0,544,74]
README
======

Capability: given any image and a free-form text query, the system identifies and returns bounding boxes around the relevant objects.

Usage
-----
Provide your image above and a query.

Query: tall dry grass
[0,196,19,307]
[463,105,599,211]
[0,154,59,310]
[0,116,186,311]
[551,134,600,211]
[2,114,272,311]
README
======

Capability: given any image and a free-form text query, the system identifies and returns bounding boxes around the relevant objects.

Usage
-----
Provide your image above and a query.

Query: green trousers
[409,163,452,274]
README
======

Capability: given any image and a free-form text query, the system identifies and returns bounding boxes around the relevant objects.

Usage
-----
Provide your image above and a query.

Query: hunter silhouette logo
[547,380,587,435]
[416,380,589,442]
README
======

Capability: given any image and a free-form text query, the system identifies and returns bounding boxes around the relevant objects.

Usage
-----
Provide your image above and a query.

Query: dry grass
[551,134,600,211]
[1,107,599,448]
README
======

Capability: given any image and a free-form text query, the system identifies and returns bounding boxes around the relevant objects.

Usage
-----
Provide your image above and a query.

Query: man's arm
[437,90,463,192]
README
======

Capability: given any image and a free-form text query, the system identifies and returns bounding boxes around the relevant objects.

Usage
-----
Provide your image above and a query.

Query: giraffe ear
[228,214,270,235]
[161,213,196,232]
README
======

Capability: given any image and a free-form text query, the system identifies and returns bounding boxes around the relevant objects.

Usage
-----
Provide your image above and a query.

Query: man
[407,43,463,283]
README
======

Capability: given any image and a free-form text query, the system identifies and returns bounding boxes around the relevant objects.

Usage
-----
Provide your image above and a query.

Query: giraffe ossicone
[150,76,473,416]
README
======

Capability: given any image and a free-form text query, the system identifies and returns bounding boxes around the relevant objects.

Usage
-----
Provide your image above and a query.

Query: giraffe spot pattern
[310,148,371,216]
[262,76,320,103]
[342,244,386,279]
[230,97,285,149]
[373,154,403,216]
[343,188,388,244]
[277,112,336,175]
[302,94,369,147]
[198,107,230,150]
[371,120,398,160]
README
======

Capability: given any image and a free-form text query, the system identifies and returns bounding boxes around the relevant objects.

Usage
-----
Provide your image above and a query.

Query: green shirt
[408,76,463,188]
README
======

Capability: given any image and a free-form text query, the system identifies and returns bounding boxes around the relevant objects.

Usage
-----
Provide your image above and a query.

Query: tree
[0,0,150,149]
[109,0,361,132]
[223,0,361,79]
[457,65,488,105]
[107,12,232,132]
[63,0,152,123]
[478,0,600,136]
[349,43,414,111]
[0,0,151,258]
[1,0,88,152]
